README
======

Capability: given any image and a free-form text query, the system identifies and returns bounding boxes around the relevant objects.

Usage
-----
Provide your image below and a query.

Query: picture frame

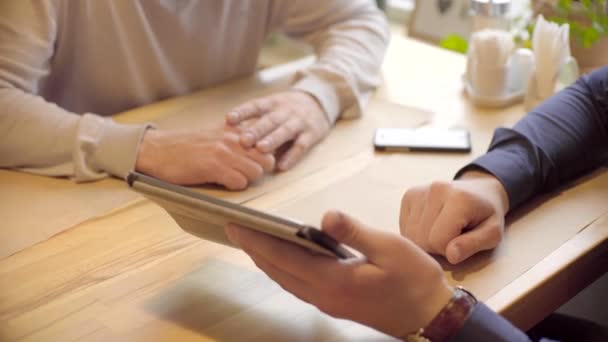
[408,0,473,43]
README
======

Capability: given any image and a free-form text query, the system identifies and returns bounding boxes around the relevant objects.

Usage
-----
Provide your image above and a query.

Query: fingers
[400,181,502,263]
[210,131,275,187]
[246,149,276,172]
[225,224,372,321]
[417,189,446,253]
[276,133,314,171]
[322,210,441,275]
[226,98,274,125]
[242,249,320,305]
[425,189,494,256]
[227,92,329,174]
[240,111,290,148]
[256,117,305,153]
[209,140,265,186]
[216,167,249,191]
[445,218,503,264]
[225,224,340,283]
[400,186,431,250]
[400,186,429,250]
[398,191,411,234]
[225,155,264,186]
[426,203,469,256]
[321,211,397,262]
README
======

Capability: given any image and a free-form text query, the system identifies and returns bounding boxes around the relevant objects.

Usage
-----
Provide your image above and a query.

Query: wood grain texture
[2,35,608,341]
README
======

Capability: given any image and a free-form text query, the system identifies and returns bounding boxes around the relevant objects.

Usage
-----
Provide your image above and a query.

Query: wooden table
[2,35,608,341]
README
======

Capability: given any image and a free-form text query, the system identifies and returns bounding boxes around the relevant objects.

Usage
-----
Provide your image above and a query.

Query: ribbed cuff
[292,75,342,124]
[93,118,152,180]
[74,114,152,181]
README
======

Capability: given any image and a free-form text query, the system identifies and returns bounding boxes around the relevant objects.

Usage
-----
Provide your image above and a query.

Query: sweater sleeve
[271,0,390,123]
[0,0,149,182]
[456,66,608,210]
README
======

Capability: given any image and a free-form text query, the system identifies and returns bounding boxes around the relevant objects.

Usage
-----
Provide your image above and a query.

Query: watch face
[437,0,453,14]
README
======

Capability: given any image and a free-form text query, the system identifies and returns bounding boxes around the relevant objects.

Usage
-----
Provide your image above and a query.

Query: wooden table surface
[2,35,608,341]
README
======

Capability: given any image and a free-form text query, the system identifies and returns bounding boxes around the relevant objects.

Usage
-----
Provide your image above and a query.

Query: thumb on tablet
[321,210,393,260]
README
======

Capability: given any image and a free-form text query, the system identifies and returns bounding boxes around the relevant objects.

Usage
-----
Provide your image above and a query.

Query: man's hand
[400,171,510,264]
[135,126,275,190]
[226,91,330,171]
[225,211,453,338]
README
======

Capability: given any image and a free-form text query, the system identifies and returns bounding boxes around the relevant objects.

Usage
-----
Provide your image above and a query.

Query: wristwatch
[405,286,477,342]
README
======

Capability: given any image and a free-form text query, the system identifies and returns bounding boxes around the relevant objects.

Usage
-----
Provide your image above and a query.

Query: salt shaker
[470,0,511,32]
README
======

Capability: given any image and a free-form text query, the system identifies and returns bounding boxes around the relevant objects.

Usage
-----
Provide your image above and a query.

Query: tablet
[127,172,354,259]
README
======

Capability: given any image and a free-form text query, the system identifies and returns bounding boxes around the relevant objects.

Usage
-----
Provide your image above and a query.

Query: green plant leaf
[439,34,468,54]
[547,0,608,48]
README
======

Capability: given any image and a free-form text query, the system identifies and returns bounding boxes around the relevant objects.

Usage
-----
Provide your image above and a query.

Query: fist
[226,91,331,170]
[400,171,509,264]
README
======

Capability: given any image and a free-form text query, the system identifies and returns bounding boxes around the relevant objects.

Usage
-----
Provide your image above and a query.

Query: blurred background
[260,0,607,73]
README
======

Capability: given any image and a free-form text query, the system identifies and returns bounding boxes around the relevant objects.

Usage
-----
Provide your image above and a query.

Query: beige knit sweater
[0,0,389,182]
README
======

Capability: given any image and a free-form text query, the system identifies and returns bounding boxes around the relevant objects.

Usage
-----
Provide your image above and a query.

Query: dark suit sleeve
[451,303,531,341]
[451,67,608,340]
[456,66,608,210]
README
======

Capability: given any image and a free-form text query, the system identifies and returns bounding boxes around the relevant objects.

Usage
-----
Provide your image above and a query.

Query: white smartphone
[127,172,354,259]
[374,128,471,153]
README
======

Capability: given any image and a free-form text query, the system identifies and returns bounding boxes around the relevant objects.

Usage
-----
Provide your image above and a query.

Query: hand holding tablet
[127,172,354,259]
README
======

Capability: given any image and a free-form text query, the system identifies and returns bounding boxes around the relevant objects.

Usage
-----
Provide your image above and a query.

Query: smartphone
[374,127,471,153]
[127,172,354,259]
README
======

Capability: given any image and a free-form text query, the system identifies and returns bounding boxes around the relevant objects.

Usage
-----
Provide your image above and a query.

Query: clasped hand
[135,90,330,190]
[135,126,274,190]
[226,90,330,171]
[400,171,510,264]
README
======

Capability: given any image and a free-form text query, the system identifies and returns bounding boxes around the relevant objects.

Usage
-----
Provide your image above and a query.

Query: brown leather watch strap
[415,286,477,342]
